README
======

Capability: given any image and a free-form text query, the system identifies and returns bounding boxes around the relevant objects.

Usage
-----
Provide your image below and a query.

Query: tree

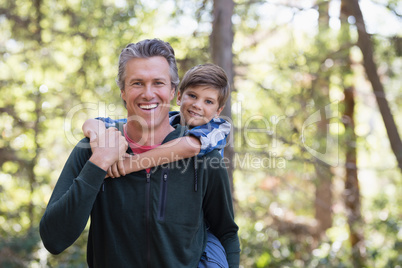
[313,0,334,237]
[211,0,236,193]
[340,1,367,265]
[344,0,402,173]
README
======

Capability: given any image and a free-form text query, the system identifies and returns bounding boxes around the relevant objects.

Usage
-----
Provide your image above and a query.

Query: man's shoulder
[70,138,92,154]
[162,124,187,144]
[199,150,228,172]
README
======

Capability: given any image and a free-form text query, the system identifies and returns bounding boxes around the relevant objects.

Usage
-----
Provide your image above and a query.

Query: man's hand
[107,153,131,178]
[83,119,106,152]
[89,128,128,171]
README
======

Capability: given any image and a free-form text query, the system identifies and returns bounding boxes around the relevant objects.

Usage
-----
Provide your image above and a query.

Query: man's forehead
[125,57,171,80]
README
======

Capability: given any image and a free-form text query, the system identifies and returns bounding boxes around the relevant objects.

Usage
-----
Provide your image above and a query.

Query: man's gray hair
[116,39,180,94]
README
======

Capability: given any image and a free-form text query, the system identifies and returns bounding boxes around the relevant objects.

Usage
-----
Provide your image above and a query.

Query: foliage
[0,0,401,267]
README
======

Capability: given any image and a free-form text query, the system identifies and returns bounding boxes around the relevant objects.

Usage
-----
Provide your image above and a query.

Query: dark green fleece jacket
[40,125,240,267]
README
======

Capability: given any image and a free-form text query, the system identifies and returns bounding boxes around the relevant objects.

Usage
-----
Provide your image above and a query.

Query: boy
[83,63,233,267]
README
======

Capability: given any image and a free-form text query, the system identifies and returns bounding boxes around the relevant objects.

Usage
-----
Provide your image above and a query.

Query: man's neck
[124,120,174,146]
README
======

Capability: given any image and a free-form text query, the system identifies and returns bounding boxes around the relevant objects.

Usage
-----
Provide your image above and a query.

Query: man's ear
[121,90,126,101]
[170,87,176,101]
[215,105,225,118]
[176,91,182,106]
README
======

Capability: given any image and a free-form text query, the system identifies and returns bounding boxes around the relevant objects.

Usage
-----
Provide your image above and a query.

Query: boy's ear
[215,105,225,117]
[176,91,182,106]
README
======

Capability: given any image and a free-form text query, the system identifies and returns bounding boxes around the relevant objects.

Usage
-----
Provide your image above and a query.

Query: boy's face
[177,86,224,127]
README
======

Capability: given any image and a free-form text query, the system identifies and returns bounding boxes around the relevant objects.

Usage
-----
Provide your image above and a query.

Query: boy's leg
[198,231,229,268]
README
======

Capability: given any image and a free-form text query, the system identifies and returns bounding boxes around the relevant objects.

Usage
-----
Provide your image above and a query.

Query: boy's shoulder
[169,111,181,126]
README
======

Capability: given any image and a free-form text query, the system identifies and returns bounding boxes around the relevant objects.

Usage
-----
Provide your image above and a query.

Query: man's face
[121,56,175,130]
[177,86,224,128]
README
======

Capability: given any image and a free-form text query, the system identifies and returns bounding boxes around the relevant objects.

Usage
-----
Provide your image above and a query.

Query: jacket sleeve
[203,152,240,268]
[188,118,231,157]
[39,138,107,255]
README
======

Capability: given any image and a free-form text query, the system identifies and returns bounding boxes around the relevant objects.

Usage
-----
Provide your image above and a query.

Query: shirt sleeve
[95,117,127,128]
[203,152,240,267]
[187,118,231,157]
[39,138,107,255]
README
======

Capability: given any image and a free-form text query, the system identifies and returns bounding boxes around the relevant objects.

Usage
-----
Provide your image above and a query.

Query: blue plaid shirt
[96,111,231,157]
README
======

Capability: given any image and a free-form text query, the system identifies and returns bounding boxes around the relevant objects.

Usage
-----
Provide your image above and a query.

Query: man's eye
[131,82,142,86]
[155,81,164,85]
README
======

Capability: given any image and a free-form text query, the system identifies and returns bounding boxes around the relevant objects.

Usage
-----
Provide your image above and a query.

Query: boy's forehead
[185,85,219,96]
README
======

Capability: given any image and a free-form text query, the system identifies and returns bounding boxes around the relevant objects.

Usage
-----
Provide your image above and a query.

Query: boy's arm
[111,136,201,176]
[188,118,231,156]
[109,118,231,177]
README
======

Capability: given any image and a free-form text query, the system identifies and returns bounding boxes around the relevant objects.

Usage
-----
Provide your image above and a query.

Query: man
[40,38,240,267]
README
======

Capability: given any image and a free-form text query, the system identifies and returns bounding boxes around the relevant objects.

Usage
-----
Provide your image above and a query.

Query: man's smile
[139,103,159,110]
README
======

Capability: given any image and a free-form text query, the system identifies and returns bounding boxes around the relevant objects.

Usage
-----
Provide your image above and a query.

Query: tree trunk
[211,0,235,193]
[313,0,333,237]
[344,0,402,172]
[340,1,366,266]
[343,87,366,267]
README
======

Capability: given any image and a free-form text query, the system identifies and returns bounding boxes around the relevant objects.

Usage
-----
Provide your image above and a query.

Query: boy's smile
[177,86,224,128]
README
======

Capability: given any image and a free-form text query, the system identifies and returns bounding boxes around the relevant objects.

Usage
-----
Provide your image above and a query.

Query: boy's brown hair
[178,63,230,108]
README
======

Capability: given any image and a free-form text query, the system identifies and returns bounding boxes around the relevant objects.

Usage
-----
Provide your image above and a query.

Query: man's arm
[82,118,106,141]
[203,152,240,267]
[40,128,127,254]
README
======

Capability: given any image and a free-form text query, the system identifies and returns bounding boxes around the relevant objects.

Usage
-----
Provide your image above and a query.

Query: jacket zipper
[145,171,151,268]
[158,170,168,220]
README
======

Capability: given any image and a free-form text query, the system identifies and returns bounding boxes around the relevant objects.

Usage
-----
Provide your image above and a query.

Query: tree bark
[345,0,402,172]
[313,0,333,237]
[343,87,366,267]
[340,1,366,266]
[211,0,235,193]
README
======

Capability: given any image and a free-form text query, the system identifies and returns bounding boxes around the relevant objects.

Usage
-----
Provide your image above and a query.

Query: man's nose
[142,84,155,100]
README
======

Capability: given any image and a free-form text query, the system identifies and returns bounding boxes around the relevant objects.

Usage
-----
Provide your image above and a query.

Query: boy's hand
[107,153,131,178]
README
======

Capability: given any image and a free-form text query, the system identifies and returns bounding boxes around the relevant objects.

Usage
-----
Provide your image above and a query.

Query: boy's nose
[192,100,202,110]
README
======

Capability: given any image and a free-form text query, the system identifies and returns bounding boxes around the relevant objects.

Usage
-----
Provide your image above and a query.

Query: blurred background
[0,0,401,267]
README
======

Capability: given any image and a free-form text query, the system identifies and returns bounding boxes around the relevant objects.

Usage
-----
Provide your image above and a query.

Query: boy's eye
[189,94,196,99]
[206,100,213,105]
